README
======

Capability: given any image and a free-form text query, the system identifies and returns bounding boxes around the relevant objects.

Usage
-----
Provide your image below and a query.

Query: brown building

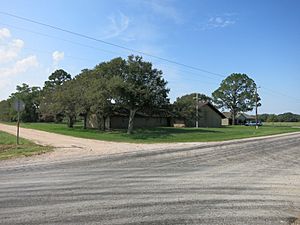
[87,102,225,129]
[87,111,171,130]
[196,102,226,127]
[222,112,256,125]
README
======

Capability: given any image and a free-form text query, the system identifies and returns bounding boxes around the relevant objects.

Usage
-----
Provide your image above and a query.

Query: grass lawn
[6,122,300,143]
[263,122,300,127]
[0,131,52,160]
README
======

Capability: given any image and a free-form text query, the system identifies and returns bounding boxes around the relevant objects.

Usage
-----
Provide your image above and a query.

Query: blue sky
[0,0,299,114]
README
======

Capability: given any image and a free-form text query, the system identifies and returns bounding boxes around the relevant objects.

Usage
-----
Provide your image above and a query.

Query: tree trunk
[96,114,105,131]
[83,113,88,129]
[68,115,74,128]
[103,116,106,131]
[232,110,236,125]
[127,109,137,134]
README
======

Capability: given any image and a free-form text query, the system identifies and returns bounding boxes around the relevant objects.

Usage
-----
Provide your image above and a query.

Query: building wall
[110,116,169,129]
[222,118,230,126]
[198,105,222,127]
[236,115,247,125]
[87,114,169,129]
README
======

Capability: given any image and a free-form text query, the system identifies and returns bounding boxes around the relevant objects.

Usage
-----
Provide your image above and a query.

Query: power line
[1,11,299,103]
[0,24,221,89]
[260,86,300,103]
[0,11,226,78]
[0,22,127,57]
[0,23,221,85]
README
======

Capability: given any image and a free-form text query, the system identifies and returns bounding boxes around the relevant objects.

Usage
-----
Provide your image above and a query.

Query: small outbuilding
[222,112,256,125]
[196,101,226,128]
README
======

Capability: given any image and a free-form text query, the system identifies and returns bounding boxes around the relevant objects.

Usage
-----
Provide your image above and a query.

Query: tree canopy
[259,112,300,122]
[212,73,260,125]
[9,83,41,122]
[40,69,73,124]
[44,69,72,90]
[38,56,169,133]
[116,55,170,133]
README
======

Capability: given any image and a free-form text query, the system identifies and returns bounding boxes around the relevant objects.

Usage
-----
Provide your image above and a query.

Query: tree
[9,83,41,122]
[0,99,14,122]
[57,79,80,128]
[116,55,170,134]
[88,58,126,131]
[74,69,94,129]
[40,69,72,123]
[212,73,260,125]
[173,93,211,127]
[277,112,300,122]
[44,69,72,90]
[266,114,278,122]
[258,113,269,122]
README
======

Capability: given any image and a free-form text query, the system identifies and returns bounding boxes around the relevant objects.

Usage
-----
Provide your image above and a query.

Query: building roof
[221,111,255,120]
[238,113,255,120]
[111,108,172,118]
[198,102,226,119]
[222,112,232,118]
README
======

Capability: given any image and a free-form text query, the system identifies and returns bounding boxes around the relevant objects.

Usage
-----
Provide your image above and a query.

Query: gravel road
[0,129,299,225]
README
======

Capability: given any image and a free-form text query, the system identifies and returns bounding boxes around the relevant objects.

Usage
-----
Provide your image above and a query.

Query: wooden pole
[17,110,20,145]
[196,93,199,128]
[255,86,258,129]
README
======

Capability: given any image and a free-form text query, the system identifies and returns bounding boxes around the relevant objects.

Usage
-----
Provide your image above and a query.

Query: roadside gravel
[1,123,300,167]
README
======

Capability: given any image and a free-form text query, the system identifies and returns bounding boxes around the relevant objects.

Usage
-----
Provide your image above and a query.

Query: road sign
[13,99,25,145]
[13,99,25,112]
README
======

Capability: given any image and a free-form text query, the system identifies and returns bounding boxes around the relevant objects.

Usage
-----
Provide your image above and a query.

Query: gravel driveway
[0,124,299,224]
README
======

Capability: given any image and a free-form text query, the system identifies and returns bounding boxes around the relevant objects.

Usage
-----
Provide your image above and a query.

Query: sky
[0,0,299,114]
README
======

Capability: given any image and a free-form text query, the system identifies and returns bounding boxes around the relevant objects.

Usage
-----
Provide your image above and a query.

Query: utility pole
[196,93,199,128]
[255,86,260,129]
[17,109,20,145]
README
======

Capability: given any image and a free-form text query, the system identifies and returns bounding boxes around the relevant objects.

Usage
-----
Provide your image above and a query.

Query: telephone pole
[196,93,199,128]
[255,86,260,129]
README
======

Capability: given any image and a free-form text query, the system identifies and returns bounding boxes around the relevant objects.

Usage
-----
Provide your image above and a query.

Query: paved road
[1,133,300,225]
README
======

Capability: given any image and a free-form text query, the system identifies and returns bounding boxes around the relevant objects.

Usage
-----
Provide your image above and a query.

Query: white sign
[13,99,25,112]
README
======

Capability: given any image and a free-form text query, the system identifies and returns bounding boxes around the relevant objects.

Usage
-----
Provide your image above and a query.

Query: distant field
[3,122,299,143]
[263,122,300,127]
[0,131,52,160]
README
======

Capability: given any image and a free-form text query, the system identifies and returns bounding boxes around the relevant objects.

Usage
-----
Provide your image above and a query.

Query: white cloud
[201,15,236,30]
[0,28,41,100]
[208,17,235,28]
[0,28,38,77]
[0,55,39,78]
[0,39,24,63]
[146,0,183,24]
[102,12,130,39]
[0,28,11,39]
[52,51,64,65]
[11,39,24,48]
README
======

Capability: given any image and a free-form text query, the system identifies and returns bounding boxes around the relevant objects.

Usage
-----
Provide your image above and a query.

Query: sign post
[13,99,25,145]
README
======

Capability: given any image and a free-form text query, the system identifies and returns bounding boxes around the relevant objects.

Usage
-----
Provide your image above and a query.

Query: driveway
[0,124,299,224]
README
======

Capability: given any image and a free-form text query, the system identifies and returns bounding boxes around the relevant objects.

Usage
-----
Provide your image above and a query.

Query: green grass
[4,122,299,143]
[263,122,300,127]
[0,131,52,160]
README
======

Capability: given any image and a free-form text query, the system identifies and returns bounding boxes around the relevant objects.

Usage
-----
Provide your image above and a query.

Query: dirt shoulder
[0,123,208,165]
[1,123,300,166]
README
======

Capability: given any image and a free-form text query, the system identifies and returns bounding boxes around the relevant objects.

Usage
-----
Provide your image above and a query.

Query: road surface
[0,131,299,224]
